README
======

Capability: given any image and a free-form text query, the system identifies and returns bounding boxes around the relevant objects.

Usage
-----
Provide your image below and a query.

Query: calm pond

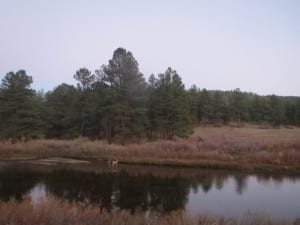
[0,160,299,220]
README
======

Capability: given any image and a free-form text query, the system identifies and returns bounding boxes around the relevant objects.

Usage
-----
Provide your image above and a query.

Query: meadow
[1,125,300,174]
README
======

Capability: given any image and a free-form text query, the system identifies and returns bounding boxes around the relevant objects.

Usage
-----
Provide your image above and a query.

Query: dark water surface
[0,160,299,220]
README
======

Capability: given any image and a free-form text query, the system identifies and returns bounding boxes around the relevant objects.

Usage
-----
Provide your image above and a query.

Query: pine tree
[96,48,147,142]
[149,68,190,139]
[45,83,80,138]
[0,70,42,141]
[73,68,95,136]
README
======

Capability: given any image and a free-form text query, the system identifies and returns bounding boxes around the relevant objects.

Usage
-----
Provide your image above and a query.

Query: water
[0,160,299,220]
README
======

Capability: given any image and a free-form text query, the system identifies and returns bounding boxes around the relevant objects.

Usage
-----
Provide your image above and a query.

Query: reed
[0,126,300,173]
[0,196,292,225]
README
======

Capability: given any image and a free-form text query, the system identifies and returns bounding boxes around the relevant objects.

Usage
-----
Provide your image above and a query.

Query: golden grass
[0,196,292,225]
[1,126,300,173]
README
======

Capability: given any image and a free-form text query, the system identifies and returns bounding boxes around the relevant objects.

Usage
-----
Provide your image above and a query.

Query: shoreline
[1,126,300,175]
[1,156,300,176]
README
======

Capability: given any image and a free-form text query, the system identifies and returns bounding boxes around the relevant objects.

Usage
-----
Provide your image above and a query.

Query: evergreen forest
[1,48,300,142]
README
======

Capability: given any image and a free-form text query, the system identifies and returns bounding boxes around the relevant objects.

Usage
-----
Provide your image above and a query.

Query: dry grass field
[0,196,292,225]
[0,126,300,173]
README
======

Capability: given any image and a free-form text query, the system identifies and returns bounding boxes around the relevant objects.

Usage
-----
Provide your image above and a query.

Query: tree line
[1,48,300,142]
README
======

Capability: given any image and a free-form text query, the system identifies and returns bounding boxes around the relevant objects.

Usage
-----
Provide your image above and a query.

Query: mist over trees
[1,47,300,142]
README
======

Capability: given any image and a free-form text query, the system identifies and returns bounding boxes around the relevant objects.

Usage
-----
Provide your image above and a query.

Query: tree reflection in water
[0,163,298,214]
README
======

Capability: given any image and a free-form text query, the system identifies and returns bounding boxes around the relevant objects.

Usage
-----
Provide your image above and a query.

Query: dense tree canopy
[0,70,43,141]
[95,48,147,142]
[73,68,95,136]
[147,68,190,139]
[0,48,299,142]
[45,83,80,138]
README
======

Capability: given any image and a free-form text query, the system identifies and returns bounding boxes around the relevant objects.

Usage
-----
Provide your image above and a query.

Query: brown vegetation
[1,126,300,173]
[0,196,292,225]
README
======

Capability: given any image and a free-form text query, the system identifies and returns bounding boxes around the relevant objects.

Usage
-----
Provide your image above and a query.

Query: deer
[108,159,118,168]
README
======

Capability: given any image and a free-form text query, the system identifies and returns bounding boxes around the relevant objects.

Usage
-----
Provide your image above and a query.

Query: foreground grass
[1,126,300,174]
[0,196,292,225]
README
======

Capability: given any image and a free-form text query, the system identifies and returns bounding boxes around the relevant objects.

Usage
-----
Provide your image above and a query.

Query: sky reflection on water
[0,161,299,220]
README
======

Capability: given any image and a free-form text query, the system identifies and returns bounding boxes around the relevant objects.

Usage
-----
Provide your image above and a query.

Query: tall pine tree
[96,48,147,142]
[0,70,42,141]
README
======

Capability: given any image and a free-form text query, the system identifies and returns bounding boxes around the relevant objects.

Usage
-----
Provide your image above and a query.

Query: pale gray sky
[0,0,299,96]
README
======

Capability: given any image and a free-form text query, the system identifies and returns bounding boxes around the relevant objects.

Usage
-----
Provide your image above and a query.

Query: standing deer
[111,159,119,168]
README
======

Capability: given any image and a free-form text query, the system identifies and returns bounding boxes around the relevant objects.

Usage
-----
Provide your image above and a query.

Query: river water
[0,160,299,220]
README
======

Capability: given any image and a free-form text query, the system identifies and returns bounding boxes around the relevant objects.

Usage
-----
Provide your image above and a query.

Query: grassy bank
[0,196,292,225]
[1,126,300,174]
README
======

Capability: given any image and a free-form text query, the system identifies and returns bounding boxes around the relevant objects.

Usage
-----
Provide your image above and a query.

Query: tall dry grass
[0,196,292,225]
[0,126,300,171]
